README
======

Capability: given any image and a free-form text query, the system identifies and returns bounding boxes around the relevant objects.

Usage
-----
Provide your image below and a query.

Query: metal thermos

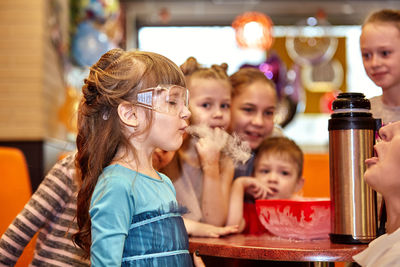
[328,92,379,244]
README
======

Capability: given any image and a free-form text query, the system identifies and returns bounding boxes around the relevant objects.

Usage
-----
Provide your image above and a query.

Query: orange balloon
[58,86,80,134]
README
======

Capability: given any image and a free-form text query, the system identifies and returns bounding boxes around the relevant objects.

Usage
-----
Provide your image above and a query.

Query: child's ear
[295,176,305,193]
[117,102,139,127]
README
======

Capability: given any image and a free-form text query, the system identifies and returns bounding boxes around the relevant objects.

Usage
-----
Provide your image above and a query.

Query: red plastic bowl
[255,198,331,240]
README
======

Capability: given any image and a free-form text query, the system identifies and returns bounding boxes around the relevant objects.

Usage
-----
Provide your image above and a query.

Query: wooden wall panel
[0,0,67,141]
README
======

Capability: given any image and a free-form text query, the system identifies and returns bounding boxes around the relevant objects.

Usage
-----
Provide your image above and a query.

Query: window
[136,25,380,151]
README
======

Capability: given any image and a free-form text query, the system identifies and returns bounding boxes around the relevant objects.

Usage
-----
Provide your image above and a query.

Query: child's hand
[193,252,205,267]
[195,127,229,167]
[245,179,273,200]
[184,218,239,238]
[194,223,239,238]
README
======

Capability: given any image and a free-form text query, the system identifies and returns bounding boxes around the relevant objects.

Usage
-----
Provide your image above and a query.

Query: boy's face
[254,152,303,199]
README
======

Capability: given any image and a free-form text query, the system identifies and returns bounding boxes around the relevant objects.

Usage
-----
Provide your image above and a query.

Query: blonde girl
[360,9,400,124]
[162,57,234,227]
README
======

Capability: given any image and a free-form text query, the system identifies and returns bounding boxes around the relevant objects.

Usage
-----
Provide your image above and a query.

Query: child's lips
[179,125,188,133]
[371,72,387,79]
[365,157,378,168]
[244,131,263,140]
[267,187,279,198]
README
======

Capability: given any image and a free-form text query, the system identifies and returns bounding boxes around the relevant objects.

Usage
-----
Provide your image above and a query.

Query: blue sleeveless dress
[122,207,192,266]
[90,165,192,266]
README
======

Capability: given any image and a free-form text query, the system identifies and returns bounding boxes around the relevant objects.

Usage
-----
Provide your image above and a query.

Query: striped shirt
[0,154,89,266]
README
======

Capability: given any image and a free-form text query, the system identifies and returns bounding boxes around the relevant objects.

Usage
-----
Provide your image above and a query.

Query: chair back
[0,146,35,266]
[301,153,330,198]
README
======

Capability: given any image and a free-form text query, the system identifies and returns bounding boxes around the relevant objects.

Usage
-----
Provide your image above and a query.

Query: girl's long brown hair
[73,48,186,257]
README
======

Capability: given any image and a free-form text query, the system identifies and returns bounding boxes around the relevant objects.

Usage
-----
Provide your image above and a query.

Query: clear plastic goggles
[135,84,189,115]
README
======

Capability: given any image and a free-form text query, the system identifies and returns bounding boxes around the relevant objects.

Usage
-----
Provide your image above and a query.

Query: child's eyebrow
[256,163,271,168]
[240,103,256,107]
[198,96,216,101]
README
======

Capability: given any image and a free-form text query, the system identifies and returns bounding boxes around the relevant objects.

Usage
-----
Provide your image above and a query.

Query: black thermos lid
[332,92,371,111]
[329,92,375,130]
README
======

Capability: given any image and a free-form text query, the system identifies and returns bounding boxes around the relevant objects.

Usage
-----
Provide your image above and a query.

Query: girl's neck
[112,147,159,179]
[178,136,200,167]
[384,196,400,234]
[382,85,400,107]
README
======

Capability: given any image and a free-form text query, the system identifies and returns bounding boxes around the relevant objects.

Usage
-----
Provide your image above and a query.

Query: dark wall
[0,141,44,192]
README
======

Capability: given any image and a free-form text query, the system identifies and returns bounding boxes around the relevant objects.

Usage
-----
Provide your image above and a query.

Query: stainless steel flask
[328,92,378,244]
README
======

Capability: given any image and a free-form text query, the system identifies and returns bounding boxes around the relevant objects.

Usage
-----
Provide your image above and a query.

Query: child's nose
[181,106,191,120]
[371,54,381,67]
[267,172,279,183]
[213,108,223,118]
[251,113,264,127]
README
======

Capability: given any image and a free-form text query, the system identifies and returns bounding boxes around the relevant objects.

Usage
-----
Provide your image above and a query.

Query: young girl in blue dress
[73,48,194,266]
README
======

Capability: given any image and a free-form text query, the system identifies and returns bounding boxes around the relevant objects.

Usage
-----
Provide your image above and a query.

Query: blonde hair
[180,57,230,89]
[363,9,400,32]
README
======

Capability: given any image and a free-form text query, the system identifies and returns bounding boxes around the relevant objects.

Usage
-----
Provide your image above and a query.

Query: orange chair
[0,146,36,266]
[301,153,330,198]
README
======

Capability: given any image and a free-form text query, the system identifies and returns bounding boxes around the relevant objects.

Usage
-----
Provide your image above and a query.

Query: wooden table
[189,234,367,263]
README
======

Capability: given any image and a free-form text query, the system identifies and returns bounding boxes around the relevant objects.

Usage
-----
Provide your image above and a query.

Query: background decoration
[81,0,120,23]
[70,0,122,67]
[240,52,300,127]
[319,90,340,113]
[159,7,171,24]
[301,59,344,93]
[71,20,115,67]
[276,64,304,127]
[59,0,122,137]
[286,34,337,66]
[285,9,338,66]
[276,10,346,113]
[232,11,274,50]
[58,86,80,134]
[258,53,287,98]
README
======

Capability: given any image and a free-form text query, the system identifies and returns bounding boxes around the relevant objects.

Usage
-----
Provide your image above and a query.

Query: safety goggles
[135,84,189,115]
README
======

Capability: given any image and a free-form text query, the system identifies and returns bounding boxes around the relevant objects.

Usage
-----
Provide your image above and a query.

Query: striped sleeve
[0,154,77,266]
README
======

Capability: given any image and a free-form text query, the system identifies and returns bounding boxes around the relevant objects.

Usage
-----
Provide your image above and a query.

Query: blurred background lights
[259,62,274,79]
[307,17,318,26]
[232,11,274,50]
[243,21,264,45]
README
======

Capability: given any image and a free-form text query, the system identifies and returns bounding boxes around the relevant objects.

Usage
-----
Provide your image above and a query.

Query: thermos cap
[329,92,376,130]
[332,92,371,111]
